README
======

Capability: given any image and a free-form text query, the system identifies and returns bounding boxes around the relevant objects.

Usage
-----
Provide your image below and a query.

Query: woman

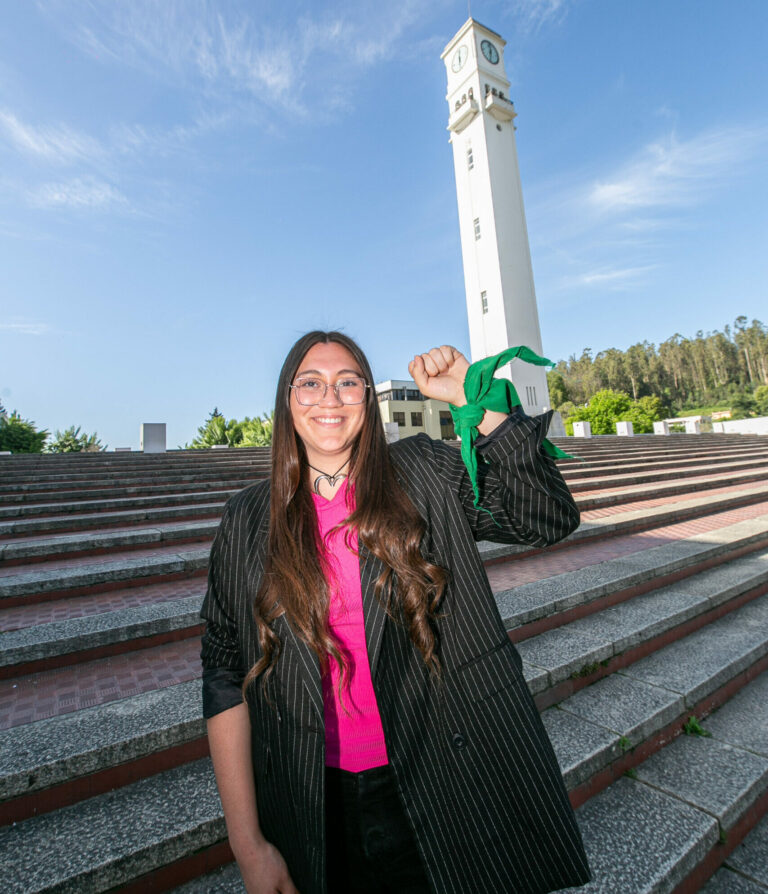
[201,331,590,894]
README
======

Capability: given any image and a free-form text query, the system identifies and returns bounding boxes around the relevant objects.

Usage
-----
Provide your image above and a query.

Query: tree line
[548,316,768,418]
[185,408,274,449]
[0,403,104,454]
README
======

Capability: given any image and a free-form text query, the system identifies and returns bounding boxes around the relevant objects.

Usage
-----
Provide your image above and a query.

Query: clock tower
[442,19,551,415]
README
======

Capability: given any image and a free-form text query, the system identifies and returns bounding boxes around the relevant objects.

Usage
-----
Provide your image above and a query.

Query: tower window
[410,412,423,427]
[525,386,537,406]
[467,146,474,170]
[393,412,405,426]
[481,291,488,314]
[473,218,481,240]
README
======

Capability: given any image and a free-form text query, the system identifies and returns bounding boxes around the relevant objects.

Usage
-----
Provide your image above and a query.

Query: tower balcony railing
[448,89,479,133]
[483,84,516,123]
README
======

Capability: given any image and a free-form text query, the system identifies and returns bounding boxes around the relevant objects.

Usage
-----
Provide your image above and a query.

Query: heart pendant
[312,472,347,495]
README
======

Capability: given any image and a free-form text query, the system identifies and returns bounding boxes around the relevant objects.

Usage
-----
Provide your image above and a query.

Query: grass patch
[682,715,712,737]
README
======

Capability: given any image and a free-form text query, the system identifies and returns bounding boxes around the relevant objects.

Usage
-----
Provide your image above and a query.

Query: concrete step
[704,814,768,892]
[0,519,219,566]
[0,449,269,467]
[0,756,225,893]
[0,478,258,505]
[172,863,244,893]
[479,489,768,564]
[0,681,204,822]
[497,516,768,638]
[4,561,768,891]
[1,463,763,538]
[175,668,768,894]
[550,433,762,452]
[563,449,768,475]
[0,467,267,496]
[577,467,768,511]
[3,539,764,805]
[518,546,768,706]
[556,444,768,467]
[3,496,762,610]
[543,595,768,807]
[0,501,226,536]
[3,515,763,682]
[0,442,762,492]
[0,595,203,677]
[564,456,768,491]
[0,546,210,604]
[0,458,271,484]
[554,668,768,893]
[0,489,238,521]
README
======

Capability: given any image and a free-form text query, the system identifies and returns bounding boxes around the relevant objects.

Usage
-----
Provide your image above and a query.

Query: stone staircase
[1,433,768,893]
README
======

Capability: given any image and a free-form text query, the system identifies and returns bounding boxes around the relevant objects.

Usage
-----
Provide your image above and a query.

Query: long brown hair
[243,330,447,694]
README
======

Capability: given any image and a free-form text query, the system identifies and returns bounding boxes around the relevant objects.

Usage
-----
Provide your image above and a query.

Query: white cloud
[28,177,128,210]
[0,109,102,164]
[589,126,767,213]
[45,0,432,117]
[574,265,657,287]
[529,122,767,299]
[0,320,50,336]
[509,0,572,34]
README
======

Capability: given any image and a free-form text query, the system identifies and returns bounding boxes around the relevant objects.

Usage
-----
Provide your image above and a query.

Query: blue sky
[1,0,766,449]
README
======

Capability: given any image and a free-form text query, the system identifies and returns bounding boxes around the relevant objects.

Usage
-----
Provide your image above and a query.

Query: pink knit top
[313,480,389,772]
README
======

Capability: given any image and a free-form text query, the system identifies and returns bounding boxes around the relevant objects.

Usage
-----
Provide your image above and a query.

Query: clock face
[480,39,499,65]
[451,45,468,73]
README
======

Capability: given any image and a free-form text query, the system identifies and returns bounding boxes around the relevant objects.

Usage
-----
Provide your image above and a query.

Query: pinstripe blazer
[201,410,591,894]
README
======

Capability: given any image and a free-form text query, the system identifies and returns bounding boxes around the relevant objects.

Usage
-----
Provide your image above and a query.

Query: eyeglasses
[290,376,370,406]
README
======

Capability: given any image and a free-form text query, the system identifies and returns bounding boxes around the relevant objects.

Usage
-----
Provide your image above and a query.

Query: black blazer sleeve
[200,503,247,718]
[397,408,579,547]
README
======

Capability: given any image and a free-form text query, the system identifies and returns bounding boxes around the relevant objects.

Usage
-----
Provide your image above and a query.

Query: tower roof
[441,17,505,58]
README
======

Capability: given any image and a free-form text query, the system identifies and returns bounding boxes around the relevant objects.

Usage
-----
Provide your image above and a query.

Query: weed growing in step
[682,715,712,737]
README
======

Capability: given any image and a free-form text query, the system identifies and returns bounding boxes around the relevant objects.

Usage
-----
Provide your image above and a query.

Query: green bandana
[449,345,574,515]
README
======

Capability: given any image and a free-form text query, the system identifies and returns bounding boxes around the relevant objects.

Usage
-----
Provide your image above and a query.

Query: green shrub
[565,389,665,435]
[0,411,48,453]
[47,426,105,453]
[187,408,273,448]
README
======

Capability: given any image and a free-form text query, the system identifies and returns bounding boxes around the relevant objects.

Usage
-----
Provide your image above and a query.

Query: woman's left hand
[409,346,469,406]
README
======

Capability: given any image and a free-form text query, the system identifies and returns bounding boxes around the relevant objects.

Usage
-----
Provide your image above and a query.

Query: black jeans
[325,764,432,894]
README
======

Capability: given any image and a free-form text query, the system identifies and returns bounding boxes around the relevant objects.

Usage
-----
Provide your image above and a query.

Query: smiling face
[289,341,367,473]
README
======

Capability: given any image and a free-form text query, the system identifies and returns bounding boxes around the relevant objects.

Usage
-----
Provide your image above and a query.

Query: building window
[467,146,474,170]
[525,386,537,406]
[377,388,407,402]
[439,411,456,439]
[410,412,423,427]
[481,291,488,314]
[393,412,406,426]
[473,218,481,240]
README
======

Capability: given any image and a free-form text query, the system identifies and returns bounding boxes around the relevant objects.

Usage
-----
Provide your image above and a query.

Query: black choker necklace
[308,460,350,495]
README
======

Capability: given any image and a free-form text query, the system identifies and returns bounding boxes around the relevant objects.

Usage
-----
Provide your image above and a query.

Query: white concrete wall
[713,416,768,435]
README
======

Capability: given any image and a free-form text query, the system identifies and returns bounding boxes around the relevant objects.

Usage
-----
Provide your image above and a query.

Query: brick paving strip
[0,638,202,730]
[0,578,205,631]
[486,499,768,590]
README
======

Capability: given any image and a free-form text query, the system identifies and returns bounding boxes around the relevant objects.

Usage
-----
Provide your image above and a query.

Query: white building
[376,380,455,441]
[441,19,550,414]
